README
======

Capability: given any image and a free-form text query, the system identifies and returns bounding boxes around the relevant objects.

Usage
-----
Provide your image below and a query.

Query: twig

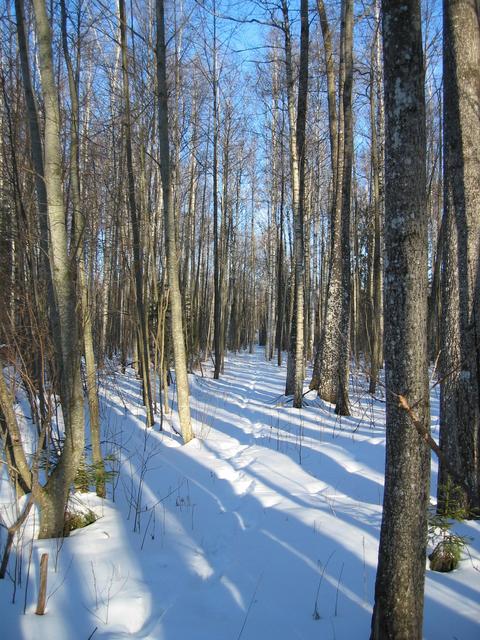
[334,562,344,616]
[313,550,336,620]
[0,495,34,579]
[355,354,468,491]
[236,573,263,639]
[46,556,73,605]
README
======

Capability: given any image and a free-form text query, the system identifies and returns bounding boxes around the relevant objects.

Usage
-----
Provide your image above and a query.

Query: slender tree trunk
[156,0,193,444]
[316,0,338,182]
[276,171,286,367]
[0,371,32,496]
[14,0,51,306]
[368,9,383,395]
[14,0,62,401]
[283,0,308,407]
[119,0,154,427]
[59,0,105,498]
[335,0,353,416]
[212,1,222,380]
[249,191,256,354]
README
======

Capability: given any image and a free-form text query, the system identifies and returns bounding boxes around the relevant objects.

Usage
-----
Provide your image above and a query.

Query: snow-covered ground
[1,349,479,639]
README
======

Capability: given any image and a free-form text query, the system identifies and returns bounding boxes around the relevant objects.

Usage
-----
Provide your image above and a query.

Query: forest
[0,0,479,638]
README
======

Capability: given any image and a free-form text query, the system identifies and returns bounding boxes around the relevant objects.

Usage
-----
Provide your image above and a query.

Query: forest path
[138,349,385,640]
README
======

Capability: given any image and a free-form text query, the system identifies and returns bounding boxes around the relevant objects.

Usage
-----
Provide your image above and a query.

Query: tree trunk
[368,6,384,395]
[59,0,105,498]
[311,0,352,417]
[370,0,430,637]
[316,0,338,182]
[156,0,193,444]
[283,0,308,408]
[335,0,353,417]
[212,1,222,380]
[438,0,480,512]
[119,0,154,428]
[31,0,86,538]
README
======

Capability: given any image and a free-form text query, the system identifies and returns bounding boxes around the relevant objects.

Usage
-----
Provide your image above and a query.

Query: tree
[366,0,384,395]
[119,0,154,427]
[310,0,353,416]
[370,0,430,637]
[212,0,222,380]
[156,0,194,444]
[30,0,86,538]
[438,0,480,513]
[59,0,105,497]
[283,0,309,408]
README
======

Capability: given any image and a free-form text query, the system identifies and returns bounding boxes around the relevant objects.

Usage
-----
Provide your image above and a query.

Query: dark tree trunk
[119,0,154,427]
[335,0,353,417]
[438,0,480,513]
[371,0,430,637]
[212,1,222,380]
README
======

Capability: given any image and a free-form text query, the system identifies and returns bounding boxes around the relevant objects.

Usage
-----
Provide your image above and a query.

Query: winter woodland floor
[1,349,479,639]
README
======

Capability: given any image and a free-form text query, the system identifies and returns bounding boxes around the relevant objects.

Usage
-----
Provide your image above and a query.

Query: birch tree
[310,0,353,416]
[283,0,309,408]
[156,0,194,444]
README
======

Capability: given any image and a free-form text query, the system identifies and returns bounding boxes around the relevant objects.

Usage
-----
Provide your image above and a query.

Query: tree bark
[212,0,222,380]
[438,0,480,512]
[119,0,154,427]
[59,0,105,497]
[156,0,193,444]
[368,5,384,395]
[311,0,352,417]
[335,0,353,417]
[283,0,308,408]
[316,0,338,182]
[31,0,86,538]
[370,0,430,637]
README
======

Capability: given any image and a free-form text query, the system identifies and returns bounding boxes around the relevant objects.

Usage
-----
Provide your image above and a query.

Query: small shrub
[428,478,471,573]
[63,508,97,535]
[429,536,463,572]
[74,453,118,494]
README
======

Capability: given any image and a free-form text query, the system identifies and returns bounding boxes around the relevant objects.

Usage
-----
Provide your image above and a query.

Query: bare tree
[283,0,309,408]
[156,0,193,444]
[59,0,105,497]
[310,0,353,416]
[119,0,154,427]
[31,0,86,538]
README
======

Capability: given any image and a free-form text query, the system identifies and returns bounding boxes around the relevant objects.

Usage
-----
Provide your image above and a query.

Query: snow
[1,349,479,639]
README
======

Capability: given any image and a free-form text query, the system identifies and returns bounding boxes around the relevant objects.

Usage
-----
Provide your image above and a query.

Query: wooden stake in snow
[35,553,48,615]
